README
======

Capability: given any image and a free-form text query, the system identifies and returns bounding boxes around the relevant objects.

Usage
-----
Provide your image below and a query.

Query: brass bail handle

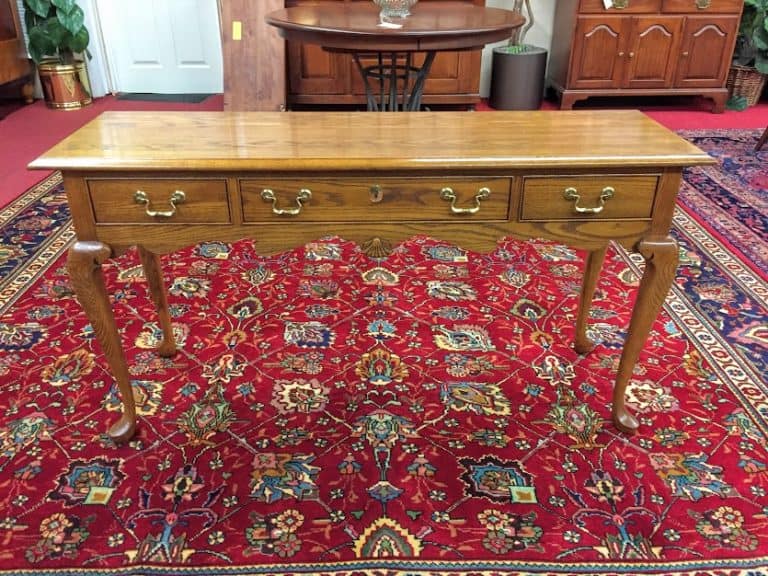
[134,190,186,218]
[613,0,629,8]
[440,186,491,215]
[261,188,312,215]
[695,0,711,8]
[563,186,615,214]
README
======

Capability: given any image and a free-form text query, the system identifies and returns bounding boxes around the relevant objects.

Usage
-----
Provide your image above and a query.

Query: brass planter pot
[38,60,92,110]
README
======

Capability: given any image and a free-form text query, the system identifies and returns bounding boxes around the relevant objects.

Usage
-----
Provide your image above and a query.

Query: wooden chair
[756,126,768,152]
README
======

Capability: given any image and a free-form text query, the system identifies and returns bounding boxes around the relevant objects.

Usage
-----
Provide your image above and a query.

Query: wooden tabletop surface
[266,3,524,51]
[30,110,714,172]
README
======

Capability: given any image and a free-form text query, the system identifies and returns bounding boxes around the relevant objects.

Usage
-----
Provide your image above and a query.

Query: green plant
[22,0,90,65]
[734,0,768,73]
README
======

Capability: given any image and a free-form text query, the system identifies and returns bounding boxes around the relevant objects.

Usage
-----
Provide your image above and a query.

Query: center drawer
[240,177,511,222]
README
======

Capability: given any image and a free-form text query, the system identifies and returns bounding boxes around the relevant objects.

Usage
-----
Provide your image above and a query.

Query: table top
[266,2,524,51]
[30,110,714,172]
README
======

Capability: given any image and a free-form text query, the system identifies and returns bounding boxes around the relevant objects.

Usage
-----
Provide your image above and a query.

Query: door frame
[82,0,113,97]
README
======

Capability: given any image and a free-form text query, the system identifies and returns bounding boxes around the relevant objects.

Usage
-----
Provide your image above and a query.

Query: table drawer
[87,178,231,224]
[580,0,661,12]
[240,177,511,222]
[520,175,658,221]
[661,0,742,13]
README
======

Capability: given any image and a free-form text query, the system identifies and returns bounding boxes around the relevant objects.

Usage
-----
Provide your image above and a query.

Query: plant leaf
[27,25,56,63]
[726,95,749,111]
[66,26,89,54]
[24,7,39,31]
[42,16,68,47]
[51,0,77,12]
[56,3,84,36]
[755,53,768,74]
[23,0,52,18]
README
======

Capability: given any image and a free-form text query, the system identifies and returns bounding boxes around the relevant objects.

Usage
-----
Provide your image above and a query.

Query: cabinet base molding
[555,85,729,113]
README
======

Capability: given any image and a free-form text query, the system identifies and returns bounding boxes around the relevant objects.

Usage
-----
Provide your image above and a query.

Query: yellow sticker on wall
[232,20,242,41]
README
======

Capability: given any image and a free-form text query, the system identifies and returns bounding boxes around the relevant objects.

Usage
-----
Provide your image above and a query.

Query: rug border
[5,554,768,576]
[0,173,76,315]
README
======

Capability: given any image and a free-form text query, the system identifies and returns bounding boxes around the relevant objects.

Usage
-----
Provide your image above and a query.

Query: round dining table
[266,2,524,112]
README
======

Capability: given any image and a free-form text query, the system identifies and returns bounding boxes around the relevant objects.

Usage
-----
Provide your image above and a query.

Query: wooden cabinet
[549,0,743,112]
[0,0,32,101]
[286,0,485,108]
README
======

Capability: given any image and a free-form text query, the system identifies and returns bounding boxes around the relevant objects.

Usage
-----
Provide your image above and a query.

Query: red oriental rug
[0,129,766,575]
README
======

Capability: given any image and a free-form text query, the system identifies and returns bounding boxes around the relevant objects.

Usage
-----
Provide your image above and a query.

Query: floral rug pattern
[0,129,766,575]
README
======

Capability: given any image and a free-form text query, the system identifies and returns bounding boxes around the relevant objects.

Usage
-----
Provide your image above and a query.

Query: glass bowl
[373,0,418,18]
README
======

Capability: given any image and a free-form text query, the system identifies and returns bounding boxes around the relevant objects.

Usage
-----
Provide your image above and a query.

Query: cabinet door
[569,17,630,90]
[286,0,349,96]
[287,41,349,95]
[623,17,681,88]
[675,16,738,88]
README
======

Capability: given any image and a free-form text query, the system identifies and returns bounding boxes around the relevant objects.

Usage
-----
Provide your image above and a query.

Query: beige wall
[480,0,556,97]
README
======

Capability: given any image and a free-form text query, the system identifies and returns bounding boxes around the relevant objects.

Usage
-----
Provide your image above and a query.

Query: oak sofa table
[30,110,713,442]
[266,3,523,111]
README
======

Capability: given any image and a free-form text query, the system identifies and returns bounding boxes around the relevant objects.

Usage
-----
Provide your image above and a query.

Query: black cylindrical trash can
[489,45,548,110]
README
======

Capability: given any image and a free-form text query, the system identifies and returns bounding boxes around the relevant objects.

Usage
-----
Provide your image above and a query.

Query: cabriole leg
[67,241,136,442]
[612,236,678,433]
[138,246,177,357]
[574,245,608,354]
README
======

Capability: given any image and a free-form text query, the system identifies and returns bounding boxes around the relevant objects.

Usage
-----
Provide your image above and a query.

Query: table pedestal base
[352,51,436,112]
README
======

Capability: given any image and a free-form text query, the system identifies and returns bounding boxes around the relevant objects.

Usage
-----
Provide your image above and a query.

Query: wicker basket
[726,64,767,106]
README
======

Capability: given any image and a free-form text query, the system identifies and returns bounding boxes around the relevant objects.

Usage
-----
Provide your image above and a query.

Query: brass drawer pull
[563,186,615,214]
[613,0,629,8]
[440,186,491,215]
[261,188,312,215]
[133,190,185,218]
[695,0,710,8]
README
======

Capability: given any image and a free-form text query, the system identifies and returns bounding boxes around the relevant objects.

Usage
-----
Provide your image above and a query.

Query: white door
[97,0,223,94]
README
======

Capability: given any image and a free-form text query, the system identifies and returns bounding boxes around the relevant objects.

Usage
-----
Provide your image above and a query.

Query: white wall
[480,0,556,96]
